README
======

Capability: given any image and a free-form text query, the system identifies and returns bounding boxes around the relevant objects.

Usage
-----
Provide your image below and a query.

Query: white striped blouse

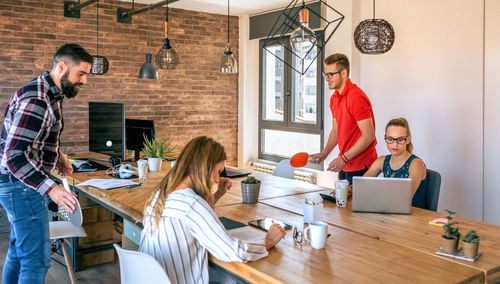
[139,188,268,284]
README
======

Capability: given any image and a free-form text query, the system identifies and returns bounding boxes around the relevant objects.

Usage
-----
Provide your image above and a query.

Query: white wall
[484,0,500,225]
[239,0,498,223]
[355,0,484,220]
[238,15,260,168]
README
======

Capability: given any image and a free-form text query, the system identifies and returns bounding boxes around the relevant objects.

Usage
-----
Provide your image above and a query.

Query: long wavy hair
[386,117,413,154]
[145,136,226,230]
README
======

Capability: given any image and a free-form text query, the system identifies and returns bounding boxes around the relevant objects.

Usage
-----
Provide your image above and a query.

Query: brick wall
[0,0,239,165]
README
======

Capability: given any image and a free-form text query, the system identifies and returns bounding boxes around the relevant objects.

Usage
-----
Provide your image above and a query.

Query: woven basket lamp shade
[354,19,394,54]
[353,0,394,55]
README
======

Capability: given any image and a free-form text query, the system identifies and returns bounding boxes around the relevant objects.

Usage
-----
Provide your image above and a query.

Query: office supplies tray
[435,247,482,262]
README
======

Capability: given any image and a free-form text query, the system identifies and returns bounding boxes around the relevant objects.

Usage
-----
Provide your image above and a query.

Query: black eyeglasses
[385,136,408,145]
[293,227,304,245]
[322,69,343,79]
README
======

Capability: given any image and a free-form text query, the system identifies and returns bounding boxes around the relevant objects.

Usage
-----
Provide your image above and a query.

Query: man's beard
[60,71,82,98]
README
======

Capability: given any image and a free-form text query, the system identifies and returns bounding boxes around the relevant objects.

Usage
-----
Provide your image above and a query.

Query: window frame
[258,32,325,168]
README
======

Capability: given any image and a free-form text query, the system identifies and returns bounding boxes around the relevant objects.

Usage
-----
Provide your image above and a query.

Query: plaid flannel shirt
[0,72,64,195]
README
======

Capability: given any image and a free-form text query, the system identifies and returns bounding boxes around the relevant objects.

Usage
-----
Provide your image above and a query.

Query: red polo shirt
[330,80,377,172]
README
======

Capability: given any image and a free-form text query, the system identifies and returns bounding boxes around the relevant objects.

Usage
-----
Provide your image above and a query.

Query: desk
[260,191,500,283]
[213,203,484,283]
[64,160,172,225]
[57,165,495,283]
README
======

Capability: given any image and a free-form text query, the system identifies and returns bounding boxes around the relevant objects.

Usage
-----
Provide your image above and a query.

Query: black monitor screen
[125,119,155,161]
[88,102,125,160]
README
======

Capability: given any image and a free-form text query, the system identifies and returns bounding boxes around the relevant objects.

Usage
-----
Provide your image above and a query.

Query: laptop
[220,167,251,178]
[352,177,412,214]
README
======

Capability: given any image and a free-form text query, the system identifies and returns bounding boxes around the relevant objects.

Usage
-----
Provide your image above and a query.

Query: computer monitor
[125,119,155,161]
[88,102,126,160]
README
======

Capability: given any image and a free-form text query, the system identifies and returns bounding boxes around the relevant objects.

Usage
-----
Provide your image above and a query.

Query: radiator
[250,162,316,184]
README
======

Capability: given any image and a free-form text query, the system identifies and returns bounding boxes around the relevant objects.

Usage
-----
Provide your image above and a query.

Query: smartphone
[319,193,336,203]
[248,218,292,231]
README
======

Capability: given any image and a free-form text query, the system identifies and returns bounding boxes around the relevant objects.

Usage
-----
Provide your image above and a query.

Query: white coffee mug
[304,221,328,249]
[137,159,148,180]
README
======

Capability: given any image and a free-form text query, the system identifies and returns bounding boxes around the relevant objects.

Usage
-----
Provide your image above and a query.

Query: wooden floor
[0,232,120,284]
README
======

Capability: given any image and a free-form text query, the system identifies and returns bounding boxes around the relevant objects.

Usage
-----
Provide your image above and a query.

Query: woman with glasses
[139,136,286,284]
[363,118,427,208]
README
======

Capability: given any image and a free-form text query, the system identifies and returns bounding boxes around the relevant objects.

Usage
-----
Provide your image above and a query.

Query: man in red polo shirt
[310,54,377,184]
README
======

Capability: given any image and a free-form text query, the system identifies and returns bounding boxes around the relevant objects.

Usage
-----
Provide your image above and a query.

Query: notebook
[352,177,412,214]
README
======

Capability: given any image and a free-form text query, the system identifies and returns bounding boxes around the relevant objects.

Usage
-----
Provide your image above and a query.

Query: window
[259,34,324,169]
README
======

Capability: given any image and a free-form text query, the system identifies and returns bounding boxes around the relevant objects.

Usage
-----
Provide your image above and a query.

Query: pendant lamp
[289,1,315,54]
[91,0,109,75]
[139,6,159,79]
[220,0,237,74]
[353,0,395,54]
[262,0,344,75]
[155,1,179,70]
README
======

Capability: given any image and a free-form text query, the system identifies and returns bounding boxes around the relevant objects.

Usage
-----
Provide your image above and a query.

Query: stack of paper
[77,179,139,190]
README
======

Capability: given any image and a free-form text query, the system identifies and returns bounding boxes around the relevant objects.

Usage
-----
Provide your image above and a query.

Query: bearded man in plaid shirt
[0,43,92,284]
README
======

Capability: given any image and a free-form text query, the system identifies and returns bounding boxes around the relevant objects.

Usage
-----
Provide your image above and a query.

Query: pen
[127,183,142,189]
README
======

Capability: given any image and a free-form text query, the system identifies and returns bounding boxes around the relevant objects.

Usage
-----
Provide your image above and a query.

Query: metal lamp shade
[91,55,109,75]
[139,54,159,79]
[220,44,237,74]
[354,19,395,54]
[155,38,179,70]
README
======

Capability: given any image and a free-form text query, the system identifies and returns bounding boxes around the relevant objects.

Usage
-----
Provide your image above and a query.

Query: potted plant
[461,230,483,259]
[241,176,261,204]
[441,209,460,254]
[141,134,176,172]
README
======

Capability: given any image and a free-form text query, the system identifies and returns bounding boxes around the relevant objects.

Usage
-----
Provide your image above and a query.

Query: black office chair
[425,169,441,211]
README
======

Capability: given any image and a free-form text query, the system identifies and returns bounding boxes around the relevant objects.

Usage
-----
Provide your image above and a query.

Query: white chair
[272,159,295,179]
[49,196,87,284]
[113,243,171,284]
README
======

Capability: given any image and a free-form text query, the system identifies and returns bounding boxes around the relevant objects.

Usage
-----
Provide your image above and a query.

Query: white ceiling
[120,0,294,16]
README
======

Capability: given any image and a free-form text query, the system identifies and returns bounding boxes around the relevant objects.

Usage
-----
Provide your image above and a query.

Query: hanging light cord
[96,0,99,56]
[166,0,169,22]
[165,0,169,38]
[373,0,375,19]
[227,0,229,44]
[147,6,151,53]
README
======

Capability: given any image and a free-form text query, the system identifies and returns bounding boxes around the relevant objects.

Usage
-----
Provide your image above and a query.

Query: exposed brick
[0,0,239,164]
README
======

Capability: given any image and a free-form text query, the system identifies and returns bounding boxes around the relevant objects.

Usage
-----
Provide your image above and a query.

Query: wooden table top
[260,191,500,282]
[61,159,173,224]
[222,172,328,200]
[212,203,484,284]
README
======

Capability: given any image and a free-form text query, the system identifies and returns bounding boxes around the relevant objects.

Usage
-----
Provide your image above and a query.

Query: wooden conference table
[60,161,497,283]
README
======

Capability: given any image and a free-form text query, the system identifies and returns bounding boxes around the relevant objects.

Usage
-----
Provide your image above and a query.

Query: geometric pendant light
[353,0,395,54]
[139,6,159,79]
[91,0,109,75]
[262,0,344,75]
[155,0,179,70]
[220,0,237,74]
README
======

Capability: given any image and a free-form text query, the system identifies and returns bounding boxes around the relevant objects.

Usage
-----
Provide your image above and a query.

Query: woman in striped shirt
[140,136,286,284]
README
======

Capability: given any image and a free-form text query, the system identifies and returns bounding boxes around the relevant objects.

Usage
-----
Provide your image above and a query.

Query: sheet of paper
[228,226,266,242]
[77,179,139,190]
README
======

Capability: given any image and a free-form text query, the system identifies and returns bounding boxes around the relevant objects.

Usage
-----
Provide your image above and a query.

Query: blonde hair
[146,136,227,230]
[386,117,414,154]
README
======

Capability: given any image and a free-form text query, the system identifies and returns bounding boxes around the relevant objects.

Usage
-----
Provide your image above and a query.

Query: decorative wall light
[155,0,179,70]
[220,0,237,74]
[91,0,109,75]
[263,0,344,75]
[353,0,395,54]
[139,6,159,79]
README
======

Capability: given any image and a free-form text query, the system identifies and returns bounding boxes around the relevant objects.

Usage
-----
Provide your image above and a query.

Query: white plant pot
[148,157,162,172]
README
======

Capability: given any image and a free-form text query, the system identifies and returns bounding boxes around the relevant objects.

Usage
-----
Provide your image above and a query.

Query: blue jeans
[0,179,50,284]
